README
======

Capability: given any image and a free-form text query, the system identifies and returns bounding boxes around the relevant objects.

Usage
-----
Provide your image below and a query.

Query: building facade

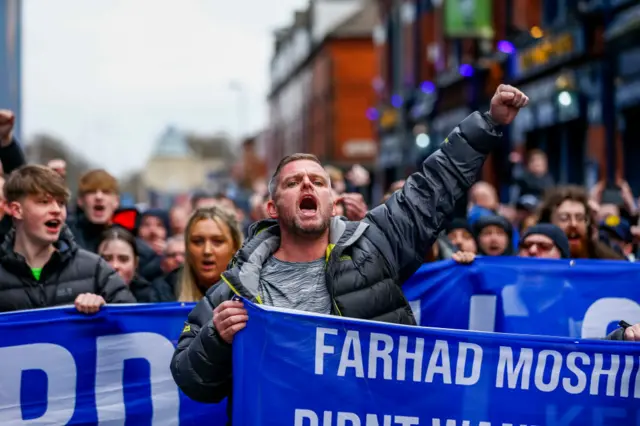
[374,0,640,199]
[0,0,21,140]
[267,0,379,175]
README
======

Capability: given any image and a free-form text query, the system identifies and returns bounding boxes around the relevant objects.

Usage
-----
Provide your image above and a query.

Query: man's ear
[77,195,85,208]
[8,201,23,220]
[266,199,278,219]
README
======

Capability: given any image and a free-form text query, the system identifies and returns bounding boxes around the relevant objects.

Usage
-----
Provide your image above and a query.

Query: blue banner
[403,257,640,339]
[233,301,640,426]
[0,303,228,425]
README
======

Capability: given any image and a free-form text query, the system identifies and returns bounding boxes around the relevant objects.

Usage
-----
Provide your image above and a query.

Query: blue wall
[0,0,21,140]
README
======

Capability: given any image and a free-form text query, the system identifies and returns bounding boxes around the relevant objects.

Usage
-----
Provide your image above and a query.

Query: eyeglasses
[519,241,555,252]
[165,252,184,259]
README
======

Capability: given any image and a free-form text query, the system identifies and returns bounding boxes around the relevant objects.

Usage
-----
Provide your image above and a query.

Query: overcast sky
[22,0,306,176]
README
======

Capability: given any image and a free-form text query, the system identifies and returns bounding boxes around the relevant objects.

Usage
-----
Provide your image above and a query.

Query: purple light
[497,40,515,54]
[366,108,379,121]
[420,81,435,94]
[459,64,474,77]
[391,95,403,108]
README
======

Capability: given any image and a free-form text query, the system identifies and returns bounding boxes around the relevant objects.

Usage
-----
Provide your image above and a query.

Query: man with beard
[538,185,624,260]
[170,84,530,415]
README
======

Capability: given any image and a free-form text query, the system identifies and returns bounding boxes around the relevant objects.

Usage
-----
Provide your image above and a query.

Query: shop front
[406,87,437,169]
[607,4,640,189]
[375,105,404,194]
[508,25,593,186]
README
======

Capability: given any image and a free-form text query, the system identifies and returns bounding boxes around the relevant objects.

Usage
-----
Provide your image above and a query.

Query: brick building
[266,0,379,175]
[373,0,640,198]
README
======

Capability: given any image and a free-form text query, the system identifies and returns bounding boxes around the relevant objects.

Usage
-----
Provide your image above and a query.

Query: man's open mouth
[93,205,106,213]
[299,195,318,214]
[44,219,61,232]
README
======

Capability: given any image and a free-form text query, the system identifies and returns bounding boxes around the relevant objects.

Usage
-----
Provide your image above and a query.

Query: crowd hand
[452,251,476,264]
[590,180,605,203]
[616,177,637,214]
[151,239,166,255]
[340,193,368,221]
[345,164,370,187]
[213,300,248,344]
[489,84,529,126]
[624,323,640,342]
[0,110,15,147]
[75,293,106,314]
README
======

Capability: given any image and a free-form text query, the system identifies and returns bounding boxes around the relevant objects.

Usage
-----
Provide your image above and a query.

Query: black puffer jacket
[67,210,164,282]
[170,111,503,413]
[0,226,136,312]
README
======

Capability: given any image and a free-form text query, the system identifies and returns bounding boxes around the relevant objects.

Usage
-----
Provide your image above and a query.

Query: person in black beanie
[473,215,513,256]
[518,223,570,259]
[444,218,477,253]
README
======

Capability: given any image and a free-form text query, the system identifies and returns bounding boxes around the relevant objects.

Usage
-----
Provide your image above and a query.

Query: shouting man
[170,85,529,419]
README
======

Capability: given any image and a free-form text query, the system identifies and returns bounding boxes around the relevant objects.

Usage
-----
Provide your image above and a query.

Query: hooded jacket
[170,111,503,417]
[0,226,136,312]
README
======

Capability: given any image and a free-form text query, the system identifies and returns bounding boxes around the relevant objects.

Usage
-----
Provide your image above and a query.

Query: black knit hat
[445,217,471,235]
[521,223,570,258]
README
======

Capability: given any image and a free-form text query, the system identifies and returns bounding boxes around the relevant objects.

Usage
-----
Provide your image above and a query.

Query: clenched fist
[213,300,248,344]
[0,110,15,147]
[489,85,529,126]
[75,293,106,314]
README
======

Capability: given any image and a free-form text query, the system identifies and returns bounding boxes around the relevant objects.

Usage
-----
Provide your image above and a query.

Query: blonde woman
[177,207,243,302]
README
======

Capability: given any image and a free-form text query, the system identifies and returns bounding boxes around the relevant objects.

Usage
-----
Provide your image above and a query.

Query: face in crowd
[187,213,237,286]
[267,157,335,237]
[550,199,588,257]
[99,230,137,285]
[169,206,189,236]
[477,225,509,256]
[447,228,477,253]
[78,170,119,225]
[138,213,168,254]
[6,165,69,246]
[161,237,185,274]
[518,234,562,259]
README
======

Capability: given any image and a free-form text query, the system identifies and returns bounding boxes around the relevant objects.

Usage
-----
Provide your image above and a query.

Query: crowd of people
[0,85,638,422]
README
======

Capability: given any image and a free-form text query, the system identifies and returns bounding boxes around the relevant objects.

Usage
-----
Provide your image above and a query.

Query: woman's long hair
[177,206,244,302]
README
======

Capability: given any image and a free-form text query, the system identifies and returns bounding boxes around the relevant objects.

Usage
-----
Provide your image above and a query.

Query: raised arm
[366,85,528,282]
[0,110,26,174]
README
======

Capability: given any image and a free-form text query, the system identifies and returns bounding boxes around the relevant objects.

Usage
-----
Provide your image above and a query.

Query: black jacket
[170,112,503,413]
[0,226,136,312]
[129,275,155,303]
[67,211,164,282]
[151,266,181,302]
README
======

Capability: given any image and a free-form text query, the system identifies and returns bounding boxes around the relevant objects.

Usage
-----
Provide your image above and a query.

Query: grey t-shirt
[258,256,332,314]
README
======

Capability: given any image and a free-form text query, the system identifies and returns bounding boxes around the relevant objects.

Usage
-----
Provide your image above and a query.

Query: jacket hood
[222,216,369,301]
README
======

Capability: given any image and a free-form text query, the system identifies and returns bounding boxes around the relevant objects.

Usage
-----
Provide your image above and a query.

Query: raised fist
[0,110,15,147]
[489,85,529,126]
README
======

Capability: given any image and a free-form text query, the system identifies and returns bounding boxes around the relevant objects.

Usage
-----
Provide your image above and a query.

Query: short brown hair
[4,164,70,203]
[538,185,590,225]
[78,169,119,196]
[268,153,323,198]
